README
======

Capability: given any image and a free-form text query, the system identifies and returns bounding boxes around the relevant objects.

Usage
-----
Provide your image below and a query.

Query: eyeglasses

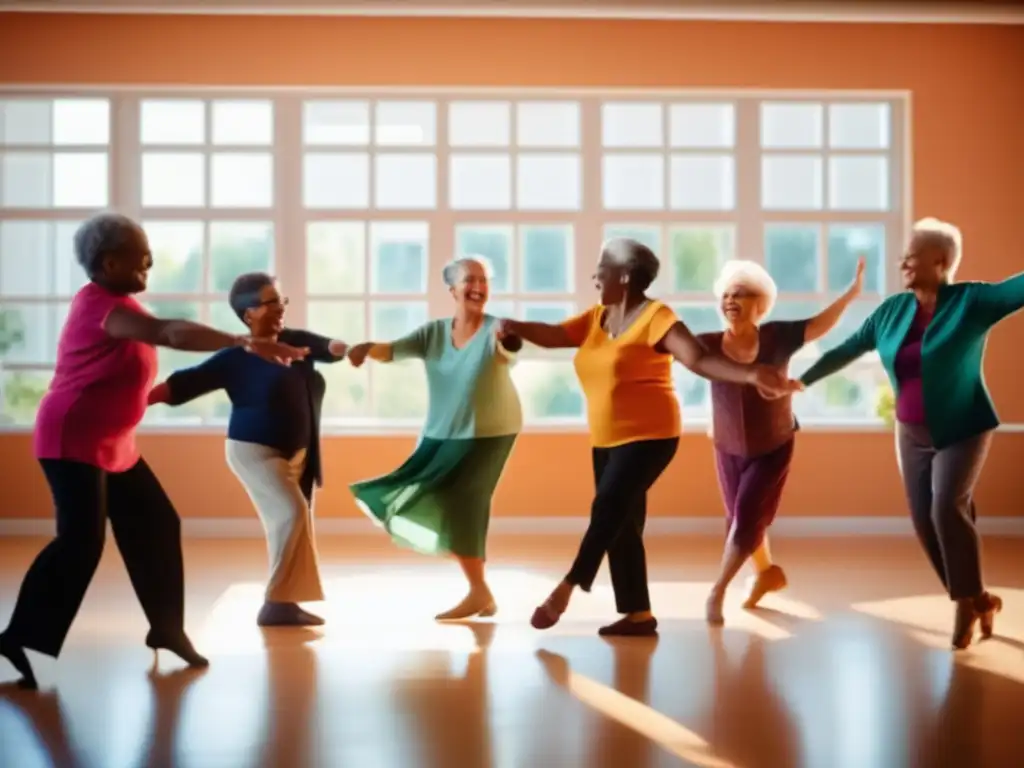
[254,296,289,309]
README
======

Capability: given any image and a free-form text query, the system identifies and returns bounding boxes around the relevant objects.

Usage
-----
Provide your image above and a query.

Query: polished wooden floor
[1,533,1023,768]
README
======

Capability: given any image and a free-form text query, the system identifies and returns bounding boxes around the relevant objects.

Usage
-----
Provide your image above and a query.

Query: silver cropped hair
[713,260,779,319]
[912,217,963,281]
[73,212,139,277]
[442,256,493,287]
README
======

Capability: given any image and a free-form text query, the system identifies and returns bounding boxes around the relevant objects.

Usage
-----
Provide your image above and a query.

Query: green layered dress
[350,316,522,558]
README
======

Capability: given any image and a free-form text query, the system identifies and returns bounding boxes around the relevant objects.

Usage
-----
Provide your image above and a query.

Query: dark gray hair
[228,272,275,321]
[73,212,140,278]
[602,238,660,292]
[442,256,491,287]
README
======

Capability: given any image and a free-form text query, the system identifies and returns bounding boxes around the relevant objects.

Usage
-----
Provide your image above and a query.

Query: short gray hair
[442,256,492,287]
[912,217,963,281]
[73,212,141,278]
[602,238,660,292]
[229,272,275,321]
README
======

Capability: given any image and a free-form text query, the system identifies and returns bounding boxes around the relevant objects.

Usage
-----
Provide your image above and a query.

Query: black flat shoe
[0,633,38,690]
[145,631,209,668]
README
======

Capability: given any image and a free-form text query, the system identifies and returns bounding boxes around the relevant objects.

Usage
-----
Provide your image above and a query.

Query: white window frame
[0,86,910,435]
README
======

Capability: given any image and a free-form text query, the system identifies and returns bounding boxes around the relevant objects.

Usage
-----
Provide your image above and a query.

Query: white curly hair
[712,259,778,320]
[911,217,962,281]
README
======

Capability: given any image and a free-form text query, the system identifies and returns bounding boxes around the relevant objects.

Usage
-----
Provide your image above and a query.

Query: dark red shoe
[530,603,562,630]
[598,617,659,637]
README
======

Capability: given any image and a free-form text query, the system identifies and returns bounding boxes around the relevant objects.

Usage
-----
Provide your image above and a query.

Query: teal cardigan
[800,274,1024,449]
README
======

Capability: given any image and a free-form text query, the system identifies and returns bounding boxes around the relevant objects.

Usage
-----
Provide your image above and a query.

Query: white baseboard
[1,516,1023,538]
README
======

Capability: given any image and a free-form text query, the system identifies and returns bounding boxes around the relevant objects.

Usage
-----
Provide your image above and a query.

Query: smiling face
[900,232,951,291]
[719,283,766,328]
[101,224,153,295]
[450,260,490,313]
[243,281,288,337]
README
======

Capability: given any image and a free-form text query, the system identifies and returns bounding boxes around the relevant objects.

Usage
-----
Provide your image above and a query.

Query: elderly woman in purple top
[700,257,864,625]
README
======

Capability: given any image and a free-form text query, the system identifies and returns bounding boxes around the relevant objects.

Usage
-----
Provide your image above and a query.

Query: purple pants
[714,439,794,554]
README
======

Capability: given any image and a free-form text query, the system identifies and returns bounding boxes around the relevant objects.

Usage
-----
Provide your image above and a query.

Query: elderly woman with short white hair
[346,257,523,621]
[699,257,864,625]
[799,217,1024,649]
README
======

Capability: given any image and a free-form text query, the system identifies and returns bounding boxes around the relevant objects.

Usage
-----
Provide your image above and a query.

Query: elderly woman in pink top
[0,212,305,690]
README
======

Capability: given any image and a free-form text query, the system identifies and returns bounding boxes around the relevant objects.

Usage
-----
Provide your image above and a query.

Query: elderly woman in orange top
[498,238,796,637]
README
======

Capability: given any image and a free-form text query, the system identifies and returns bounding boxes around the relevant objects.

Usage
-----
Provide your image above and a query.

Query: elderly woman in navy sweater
[148,273,348,627]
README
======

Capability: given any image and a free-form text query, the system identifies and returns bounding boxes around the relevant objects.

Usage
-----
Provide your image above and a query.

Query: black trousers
[566,437,679,614]
[3,458,185,657]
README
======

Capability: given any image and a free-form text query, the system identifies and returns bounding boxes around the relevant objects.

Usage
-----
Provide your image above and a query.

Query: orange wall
[2,14,1023,519]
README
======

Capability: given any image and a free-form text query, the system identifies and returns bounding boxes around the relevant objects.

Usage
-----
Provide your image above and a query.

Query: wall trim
[2,516,1023,538]
[1,2,1023,25]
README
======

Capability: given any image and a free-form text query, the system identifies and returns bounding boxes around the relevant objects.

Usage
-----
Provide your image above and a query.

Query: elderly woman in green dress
[346,257,523,621]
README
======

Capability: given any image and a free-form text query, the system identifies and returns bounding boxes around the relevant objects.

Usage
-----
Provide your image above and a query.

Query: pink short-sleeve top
[33,282,159,473]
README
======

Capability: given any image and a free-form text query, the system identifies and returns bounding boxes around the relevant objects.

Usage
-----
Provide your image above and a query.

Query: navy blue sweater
[166,329,342,488]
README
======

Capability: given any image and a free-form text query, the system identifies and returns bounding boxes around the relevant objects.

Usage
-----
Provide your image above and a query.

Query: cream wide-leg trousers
[225,440,325,603]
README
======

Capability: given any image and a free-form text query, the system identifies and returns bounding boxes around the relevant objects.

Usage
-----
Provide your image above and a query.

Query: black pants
[3,458,185,657]
[566,437,679,614]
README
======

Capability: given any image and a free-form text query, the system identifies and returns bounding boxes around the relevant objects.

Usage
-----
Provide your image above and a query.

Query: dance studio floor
[1,534,1023,768]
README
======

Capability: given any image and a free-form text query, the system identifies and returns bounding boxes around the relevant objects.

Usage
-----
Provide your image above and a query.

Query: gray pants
[895,422,992,600]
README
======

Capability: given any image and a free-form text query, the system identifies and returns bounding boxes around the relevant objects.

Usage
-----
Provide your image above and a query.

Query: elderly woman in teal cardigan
[799,217,1022,650]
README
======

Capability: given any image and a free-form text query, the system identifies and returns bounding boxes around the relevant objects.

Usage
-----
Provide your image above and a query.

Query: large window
[0,90,906,431]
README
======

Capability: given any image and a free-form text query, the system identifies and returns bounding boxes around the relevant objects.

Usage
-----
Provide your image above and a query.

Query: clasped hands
[752,366,804,400]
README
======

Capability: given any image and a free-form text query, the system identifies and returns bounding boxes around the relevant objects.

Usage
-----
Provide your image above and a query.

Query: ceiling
[2,0,1023,23]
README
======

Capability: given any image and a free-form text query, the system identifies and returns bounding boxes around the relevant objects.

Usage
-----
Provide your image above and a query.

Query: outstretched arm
[655,322,794,397]
[498,319,579,349]
[281,329,348,364]
[805,257,865,343]
[972,271,1024,326]
[799,312,879,388]
[148,353,230,407]
[347,323,431,368]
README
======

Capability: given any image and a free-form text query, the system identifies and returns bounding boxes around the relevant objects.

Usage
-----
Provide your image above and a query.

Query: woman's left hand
[752,366,802,399]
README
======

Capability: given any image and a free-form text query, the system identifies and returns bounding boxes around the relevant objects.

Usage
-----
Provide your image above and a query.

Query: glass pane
[210,301,243,333]
[0,303,57,364]
[140,99,205,145]
[819,300,879,352]
[761,155,823,211]
[520,302,573,323]
[520,225,572,293]
[1,100,51,145]
[602,103,663,148]
[829,103,890,149]
[516,154,580,211]
[144,221,204,294]
[370,222,428,294]
[765,225,819,293]
[0,369,52,426]
[308,300,366,343]
[303,100,370,146]
[142,152,205,207]
[675,304,721,335]
[448,101,510,147]
[303,152,370,210]
[488,300,515,319]
[828,156,889,211]
[669,103,735,148]
[603,225,661,253]
[670,226,735,292]
[0,220,53,296]
[371,361,428,419]
[670,154,734,210]
[828,224,885,295]
[54,220,87,297]
[455,225,512,293]
[374,154,436,209]
[209,222,274,292]
[307,222,366,295]
[212,100,273,145]
[761,102,823,148]
[511,359,585,421]
[52,152,108,208]
[370,301,429,339]
[320,361,370,419]
[53,99,109,146]
[1,152,50,208]
[211,153,273,208]
[449,154,511,210]
[375,101,436,146]
[516,101,580,147]
[602,155,664,210]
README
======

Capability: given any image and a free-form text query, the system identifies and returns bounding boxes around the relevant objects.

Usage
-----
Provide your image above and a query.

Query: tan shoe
[742,564,788,609]
[435,590,497,621]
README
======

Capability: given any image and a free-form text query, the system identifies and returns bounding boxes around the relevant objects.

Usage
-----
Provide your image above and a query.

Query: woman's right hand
[347,342,373,368]
[496,318,521,341]
[244,337,309,365]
